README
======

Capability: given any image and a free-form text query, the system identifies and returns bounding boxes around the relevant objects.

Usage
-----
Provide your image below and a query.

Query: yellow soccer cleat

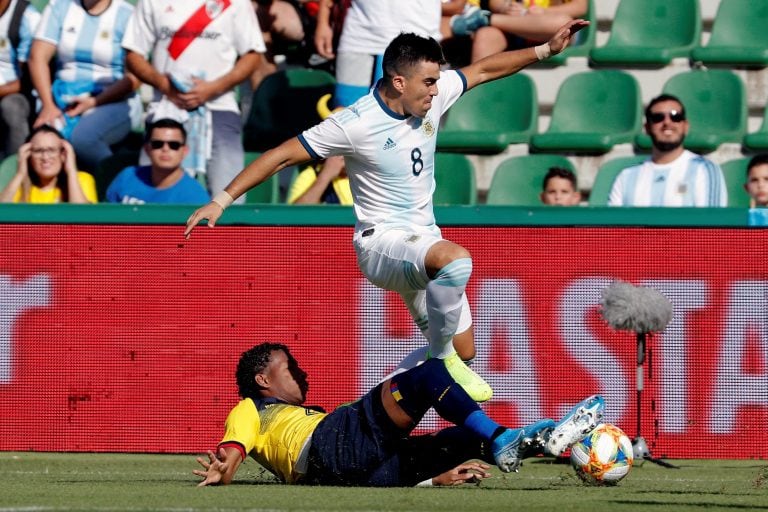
[443,352,493,402]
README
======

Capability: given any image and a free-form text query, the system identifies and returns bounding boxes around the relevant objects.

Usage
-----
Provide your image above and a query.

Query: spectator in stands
[608,94,727,207]
[249,0,314,90]
[28,0,140,174]
[287,155,351,204]
[0,124,96,203]
[314,0,442,108]
[745,154,768,208]
[105,118,210,205]
[122,0,265,204]
[449,0,587,61]
[540,166,580,206]
[0,0,40,160]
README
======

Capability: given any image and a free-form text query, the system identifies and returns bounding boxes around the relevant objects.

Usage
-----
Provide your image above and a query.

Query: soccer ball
[570,423,633,485]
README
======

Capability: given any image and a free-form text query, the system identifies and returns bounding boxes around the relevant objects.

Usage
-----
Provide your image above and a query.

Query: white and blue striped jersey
[607,150,727,207]
[0,0,40,86]
[35,0,133,88]
[299,69,467,233]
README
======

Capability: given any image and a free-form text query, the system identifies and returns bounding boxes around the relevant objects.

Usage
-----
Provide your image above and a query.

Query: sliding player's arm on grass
[193,447,242,487]
[184,138,312,238]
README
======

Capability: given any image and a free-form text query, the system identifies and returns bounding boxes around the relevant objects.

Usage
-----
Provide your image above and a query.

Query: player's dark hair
[542,166,577,190]
[146,118,187,144]
[383,32,445,81]
[747,153,768,177]
[236,342,294,399]
[25,125,69,201]
[645,93,685,120]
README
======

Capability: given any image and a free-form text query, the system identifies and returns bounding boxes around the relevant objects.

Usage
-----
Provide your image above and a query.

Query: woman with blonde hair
[0,124,96,203]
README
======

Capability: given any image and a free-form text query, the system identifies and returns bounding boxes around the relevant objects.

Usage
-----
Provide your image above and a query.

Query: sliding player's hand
[193,448,230,486]
[432,461,491,486]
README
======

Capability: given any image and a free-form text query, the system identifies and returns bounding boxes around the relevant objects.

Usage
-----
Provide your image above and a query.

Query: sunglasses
[149,139,184,150]
[647,110,686,124]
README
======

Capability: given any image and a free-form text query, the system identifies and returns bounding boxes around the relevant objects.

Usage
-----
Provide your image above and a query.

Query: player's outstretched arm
[194,447,242,487]
[184,138,312,238]
[460,18,589,90]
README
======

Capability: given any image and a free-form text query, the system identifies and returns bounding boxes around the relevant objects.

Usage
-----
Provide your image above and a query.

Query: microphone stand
[633,332,678,469]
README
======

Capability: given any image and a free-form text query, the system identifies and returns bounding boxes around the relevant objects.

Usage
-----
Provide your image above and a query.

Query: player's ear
[254,373,269,388]
[392,74,406,94]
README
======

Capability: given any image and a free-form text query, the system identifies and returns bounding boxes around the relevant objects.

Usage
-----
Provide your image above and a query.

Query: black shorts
[302,384,487,486]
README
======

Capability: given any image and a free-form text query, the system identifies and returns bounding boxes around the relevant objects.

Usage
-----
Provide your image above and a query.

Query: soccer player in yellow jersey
[194,342,605,487]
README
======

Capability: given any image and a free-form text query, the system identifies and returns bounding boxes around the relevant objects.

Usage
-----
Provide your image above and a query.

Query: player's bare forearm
[184,138,312,238]
[225,138,312,199]
[461,18,588,89]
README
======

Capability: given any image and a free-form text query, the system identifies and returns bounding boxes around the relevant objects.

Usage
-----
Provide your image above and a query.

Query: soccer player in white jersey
[0,0,40,158]
[608,94,727,207]
[184,19,588,402]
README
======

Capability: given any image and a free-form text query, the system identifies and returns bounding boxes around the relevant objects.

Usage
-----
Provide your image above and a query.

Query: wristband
[212,190,234,209]
[534,43,552,61]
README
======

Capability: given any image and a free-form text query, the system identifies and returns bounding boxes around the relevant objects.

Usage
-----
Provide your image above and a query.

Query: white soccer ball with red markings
[570,423,633,485]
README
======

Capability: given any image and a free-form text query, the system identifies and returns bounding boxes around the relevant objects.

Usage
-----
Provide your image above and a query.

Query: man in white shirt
[122,0,265,202]
[184,20,588,403]
[608,94,727,207]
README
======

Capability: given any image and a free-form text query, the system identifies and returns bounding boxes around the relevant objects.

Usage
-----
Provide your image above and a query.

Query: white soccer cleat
[544,395,605,457]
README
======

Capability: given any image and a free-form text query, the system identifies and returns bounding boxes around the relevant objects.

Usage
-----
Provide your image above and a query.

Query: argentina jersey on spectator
[0,0,40,85]
[35,0,133,87]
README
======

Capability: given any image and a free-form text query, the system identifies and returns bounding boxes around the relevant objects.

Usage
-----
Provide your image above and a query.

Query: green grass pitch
[1,452,766,512]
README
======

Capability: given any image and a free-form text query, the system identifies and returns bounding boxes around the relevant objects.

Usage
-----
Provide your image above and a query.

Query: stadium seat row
[546,0,768,69]
[438,67,767,155]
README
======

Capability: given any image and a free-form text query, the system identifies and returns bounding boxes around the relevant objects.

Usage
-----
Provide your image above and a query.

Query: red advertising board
[0,225,765,458]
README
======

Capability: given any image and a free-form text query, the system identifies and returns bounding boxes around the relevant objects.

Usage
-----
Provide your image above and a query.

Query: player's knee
[433,257,473,288]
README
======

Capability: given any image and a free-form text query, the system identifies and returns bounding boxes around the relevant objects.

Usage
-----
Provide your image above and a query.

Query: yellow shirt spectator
[12,171,97,203]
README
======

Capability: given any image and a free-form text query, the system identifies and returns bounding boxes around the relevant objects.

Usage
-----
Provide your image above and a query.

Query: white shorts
[353,226,472,334]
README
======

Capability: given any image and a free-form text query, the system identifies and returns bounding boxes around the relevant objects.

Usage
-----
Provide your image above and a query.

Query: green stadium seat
[436,73,537,154]
[539,0,596,66]
[433,153,476,205]
[743,105,768,150]
[589,0,700,67]
[635,70,747,153]
[486,154,574,206]
[719,158,752,208]
[529,70,642,154]
[243,68,336,153]
[0,154,18,192]
[588,155,648,206]
[691,0,768,68]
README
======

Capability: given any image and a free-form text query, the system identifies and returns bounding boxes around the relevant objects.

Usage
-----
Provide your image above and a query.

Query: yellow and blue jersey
[219,397,326,484]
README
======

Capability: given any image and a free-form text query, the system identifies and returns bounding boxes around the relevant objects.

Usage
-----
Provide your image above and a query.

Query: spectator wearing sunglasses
[608,94,727,207]
[105,118,210,204]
